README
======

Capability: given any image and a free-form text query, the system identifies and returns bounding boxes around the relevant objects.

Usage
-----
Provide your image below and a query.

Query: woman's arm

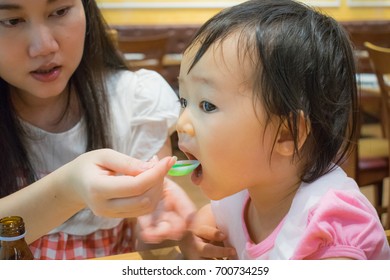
[0,149,175,244]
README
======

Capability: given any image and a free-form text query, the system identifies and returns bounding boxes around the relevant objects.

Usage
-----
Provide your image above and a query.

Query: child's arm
[136,136,197,243]
[180,204,236,259]
[136,177,197,244]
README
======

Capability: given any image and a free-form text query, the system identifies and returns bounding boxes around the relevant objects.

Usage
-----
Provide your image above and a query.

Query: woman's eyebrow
[0,4,21,10]
[0,0,58,10]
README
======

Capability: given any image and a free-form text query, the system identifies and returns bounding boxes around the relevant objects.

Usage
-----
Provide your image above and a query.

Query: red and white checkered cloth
[29,219,135,260]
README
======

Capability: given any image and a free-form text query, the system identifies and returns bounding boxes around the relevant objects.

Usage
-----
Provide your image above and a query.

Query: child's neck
[245,182,300,244]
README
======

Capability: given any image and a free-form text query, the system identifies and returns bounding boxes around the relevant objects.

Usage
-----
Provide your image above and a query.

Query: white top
[21,69,180,235]
[211,167,390,259]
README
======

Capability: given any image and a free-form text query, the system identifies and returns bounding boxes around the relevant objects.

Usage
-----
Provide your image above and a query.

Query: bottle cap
[0,216,26,240]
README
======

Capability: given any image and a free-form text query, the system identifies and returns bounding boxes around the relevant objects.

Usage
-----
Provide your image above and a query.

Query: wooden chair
[342,133,389,226]
[364,42,390,229]
[386,229,390,244]
[116,33,170,74]
[341,47,389,228]
[386,229,390,245]
[106,28,119,47]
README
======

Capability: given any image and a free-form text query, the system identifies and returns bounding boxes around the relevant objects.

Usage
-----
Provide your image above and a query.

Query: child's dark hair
[187,0,358,182]
[0,0,128,196]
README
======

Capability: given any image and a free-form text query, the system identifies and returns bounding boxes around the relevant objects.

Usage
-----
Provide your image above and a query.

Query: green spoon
[168,160,200,176]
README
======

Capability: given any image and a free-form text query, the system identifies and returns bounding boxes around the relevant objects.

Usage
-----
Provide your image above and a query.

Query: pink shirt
[211,167,390,259]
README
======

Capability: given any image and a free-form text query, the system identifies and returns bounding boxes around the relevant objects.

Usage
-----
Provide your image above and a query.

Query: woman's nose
[28,25,59,57]
[176,109,195,136]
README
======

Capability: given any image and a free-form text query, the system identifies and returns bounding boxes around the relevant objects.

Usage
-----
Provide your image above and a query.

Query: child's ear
[275,111,310,156]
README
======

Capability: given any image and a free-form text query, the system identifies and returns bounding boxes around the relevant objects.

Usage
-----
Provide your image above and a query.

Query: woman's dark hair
[187,0,358,182]
[0,0,128,197]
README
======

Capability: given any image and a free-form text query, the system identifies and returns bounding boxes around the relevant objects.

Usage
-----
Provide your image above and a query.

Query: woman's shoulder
[106,69,170,90]
[106,69,179,132]
[105,69,177,103]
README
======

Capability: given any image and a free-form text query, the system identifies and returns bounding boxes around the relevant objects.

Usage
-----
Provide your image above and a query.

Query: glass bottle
[0,216,34,260]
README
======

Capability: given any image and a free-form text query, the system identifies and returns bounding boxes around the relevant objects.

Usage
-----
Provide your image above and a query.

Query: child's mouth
[194,163,202,177]
[184,152,203,184]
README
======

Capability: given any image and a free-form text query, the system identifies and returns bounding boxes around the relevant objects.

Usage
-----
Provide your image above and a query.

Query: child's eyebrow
[178,75,216,90]
[192,76,216,88]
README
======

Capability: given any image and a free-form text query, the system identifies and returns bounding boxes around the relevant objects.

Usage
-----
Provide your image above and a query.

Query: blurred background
[100,0,390,228]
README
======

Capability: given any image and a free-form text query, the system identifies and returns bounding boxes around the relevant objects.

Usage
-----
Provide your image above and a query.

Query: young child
[0,0,194,259]
[177,0,390,259]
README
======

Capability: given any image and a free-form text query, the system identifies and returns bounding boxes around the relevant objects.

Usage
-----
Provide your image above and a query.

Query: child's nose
[176,109,195,136]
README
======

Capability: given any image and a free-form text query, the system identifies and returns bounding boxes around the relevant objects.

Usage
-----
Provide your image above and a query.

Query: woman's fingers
[77,150,177,217]
[85,149,155,175]
[95,156,175,198]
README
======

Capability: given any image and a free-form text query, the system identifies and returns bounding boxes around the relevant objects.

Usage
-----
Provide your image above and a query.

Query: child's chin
[199,184,226,201]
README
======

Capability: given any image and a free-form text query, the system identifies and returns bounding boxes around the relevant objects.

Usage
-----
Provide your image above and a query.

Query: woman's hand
[56,149,176,218]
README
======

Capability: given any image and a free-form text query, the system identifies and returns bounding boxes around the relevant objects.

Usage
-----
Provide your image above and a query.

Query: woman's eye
[200,101,216,112]
[50,7,70,17]
[179,97,187,108]
[0,18,24,27]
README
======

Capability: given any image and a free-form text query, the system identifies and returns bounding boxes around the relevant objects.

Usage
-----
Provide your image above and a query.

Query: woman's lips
[31,66,61,82]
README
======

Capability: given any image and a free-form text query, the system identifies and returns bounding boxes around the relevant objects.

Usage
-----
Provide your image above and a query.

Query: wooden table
[357,73,381,121]
[93,246,183,260]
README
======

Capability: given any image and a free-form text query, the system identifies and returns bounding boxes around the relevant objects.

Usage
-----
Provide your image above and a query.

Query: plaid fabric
[29,219,135,260]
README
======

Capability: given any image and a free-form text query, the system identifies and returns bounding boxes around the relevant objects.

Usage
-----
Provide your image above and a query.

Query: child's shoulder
[294,189,389,259]
[309,188,378,225]
[296,167,380,242]
[286,168,390,259]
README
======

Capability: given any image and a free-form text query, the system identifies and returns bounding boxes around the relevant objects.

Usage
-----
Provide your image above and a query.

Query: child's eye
[200,101,217,112]
[0,18,25,28]
[179,97,187,108]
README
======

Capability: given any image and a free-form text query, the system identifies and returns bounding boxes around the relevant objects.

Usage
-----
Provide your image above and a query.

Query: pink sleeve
[291,190,389,260]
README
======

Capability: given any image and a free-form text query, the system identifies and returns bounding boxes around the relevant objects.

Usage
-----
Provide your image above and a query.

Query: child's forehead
[180,38,257,100]
[183,33,257,76]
